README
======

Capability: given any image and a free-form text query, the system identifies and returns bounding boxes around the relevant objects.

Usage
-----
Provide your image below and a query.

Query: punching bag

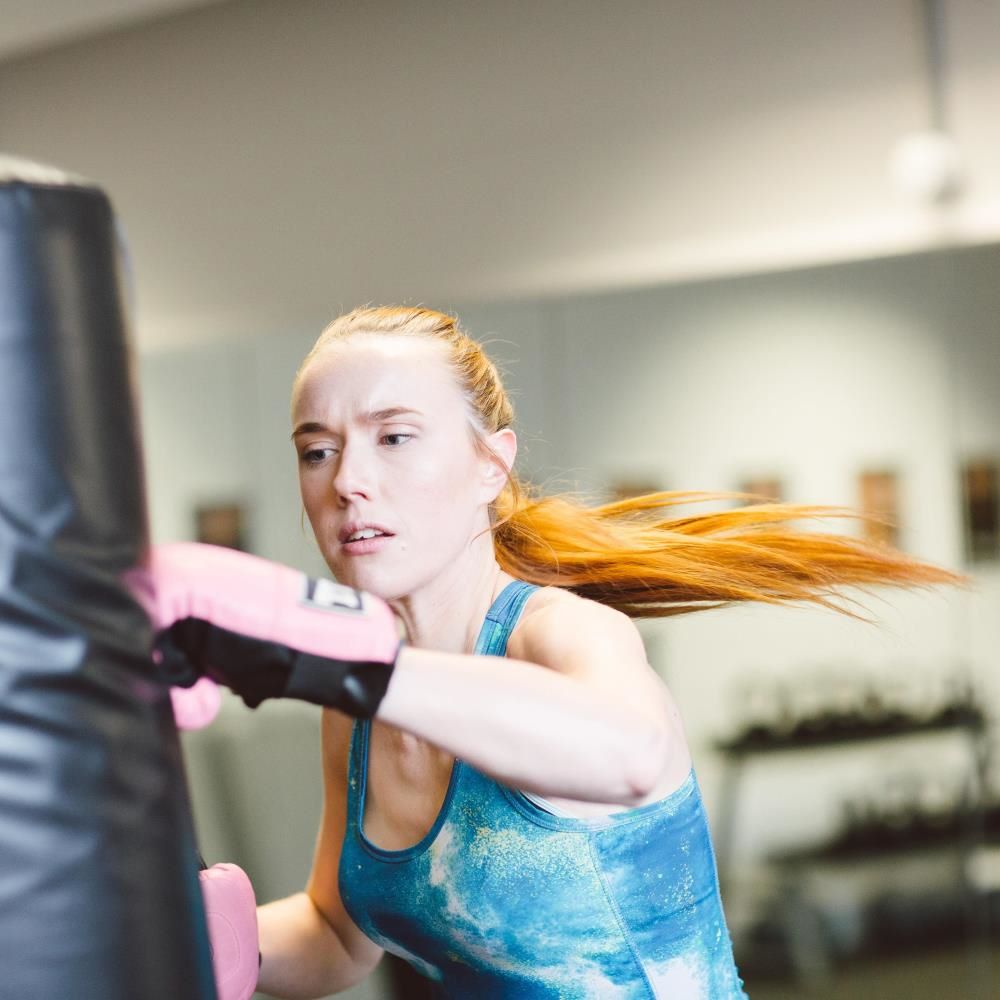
[0,157,217,999]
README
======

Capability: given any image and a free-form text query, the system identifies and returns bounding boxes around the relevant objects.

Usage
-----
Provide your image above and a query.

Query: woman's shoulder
[516,582,636,629]
[507,583,643,668]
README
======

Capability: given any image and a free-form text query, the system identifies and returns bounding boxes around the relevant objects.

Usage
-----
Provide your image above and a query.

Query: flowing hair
[294,306,971,623]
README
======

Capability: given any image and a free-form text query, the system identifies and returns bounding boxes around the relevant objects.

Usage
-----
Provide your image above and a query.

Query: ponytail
[492,478,970,622]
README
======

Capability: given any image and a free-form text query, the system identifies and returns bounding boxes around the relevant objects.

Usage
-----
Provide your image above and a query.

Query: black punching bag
[0,158,216,999]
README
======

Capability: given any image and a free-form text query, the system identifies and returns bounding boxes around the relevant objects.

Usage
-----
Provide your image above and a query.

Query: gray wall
[146,243,999,880]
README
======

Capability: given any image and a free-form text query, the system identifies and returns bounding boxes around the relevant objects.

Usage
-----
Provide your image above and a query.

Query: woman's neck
[387,543,514,656]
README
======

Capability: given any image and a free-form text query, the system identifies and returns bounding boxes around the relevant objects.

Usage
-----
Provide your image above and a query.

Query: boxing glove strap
[157,617,399,717]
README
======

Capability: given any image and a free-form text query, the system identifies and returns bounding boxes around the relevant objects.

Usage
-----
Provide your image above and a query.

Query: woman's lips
[341,533,394,556]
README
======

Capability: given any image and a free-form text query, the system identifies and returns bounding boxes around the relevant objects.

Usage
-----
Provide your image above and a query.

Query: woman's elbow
[619,717,672,804]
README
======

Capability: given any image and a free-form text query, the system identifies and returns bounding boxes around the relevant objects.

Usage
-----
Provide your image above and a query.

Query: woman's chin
[320,553,438,603]
[330,563,392,598]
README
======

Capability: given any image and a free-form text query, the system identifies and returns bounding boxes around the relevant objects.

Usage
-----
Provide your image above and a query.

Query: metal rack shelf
[713,700,992,986]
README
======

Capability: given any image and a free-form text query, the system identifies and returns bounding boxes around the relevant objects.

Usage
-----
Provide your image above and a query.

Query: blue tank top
[339,581,748,999]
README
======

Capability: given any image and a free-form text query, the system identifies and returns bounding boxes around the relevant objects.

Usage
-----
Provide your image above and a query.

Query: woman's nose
[331,443,373,502]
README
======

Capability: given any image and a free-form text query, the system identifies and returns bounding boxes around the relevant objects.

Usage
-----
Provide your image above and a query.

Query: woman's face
[291,335,510,599]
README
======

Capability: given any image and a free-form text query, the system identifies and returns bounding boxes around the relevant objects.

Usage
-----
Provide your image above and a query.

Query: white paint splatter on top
[646,952,708,998]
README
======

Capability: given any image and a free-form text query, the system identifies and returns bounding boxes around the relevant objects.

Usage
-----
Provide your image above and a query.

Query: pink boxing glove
[170,676,223,730]
[200,863,259,1000]
[127,542,405,718]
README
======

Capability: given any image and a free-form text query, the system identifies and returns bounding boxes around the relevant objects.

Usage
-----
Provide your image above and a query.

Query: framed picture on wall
[195,501,248,552]
[962,459,999,563]
[608,476,666,502]
[858,469,901,548]
[737,475,784,505]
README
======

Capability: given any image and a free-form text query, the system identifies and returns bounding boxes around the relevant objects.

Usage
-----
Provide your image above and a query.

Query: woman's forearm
[375,646,668,805]
[256,892,371,998]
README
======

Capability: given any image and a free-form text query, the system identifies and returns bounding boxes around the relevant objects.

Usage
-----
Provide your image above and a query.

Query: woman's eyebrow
[291,408,423,440]
[366,406,423,422]
[291,421,326,439]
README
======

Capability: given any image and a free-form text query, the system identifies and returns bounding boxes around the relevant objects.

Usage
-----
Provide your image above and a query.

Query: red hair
[296,306,970,622]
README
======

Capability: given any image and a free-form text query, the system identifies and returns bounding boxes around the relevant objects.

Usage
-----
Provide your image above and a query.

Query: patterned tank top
[338,580,748,998]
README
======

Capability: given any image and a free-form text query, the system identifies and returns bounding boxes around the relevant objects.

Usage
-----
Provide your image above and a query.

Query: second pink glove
[200,862,260,1000]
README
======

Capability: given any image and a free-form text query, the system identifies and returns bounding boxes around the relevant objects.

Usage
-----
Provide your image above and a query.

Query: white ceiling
[4,0,999,353]
[0,0,223,62]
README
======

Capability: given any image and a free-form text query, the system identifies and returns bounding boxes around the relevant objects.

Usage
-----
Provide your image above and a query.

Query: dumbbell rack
[712,699,991,986]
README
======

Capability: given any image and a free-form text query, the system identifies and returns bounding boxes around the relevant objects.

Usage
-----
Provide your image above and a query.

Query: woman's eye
[381,433,412,447]
[301,447,335,464]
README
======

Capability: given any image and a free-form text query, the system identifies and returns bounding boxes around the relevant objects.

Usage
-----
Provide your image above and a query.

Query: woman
[249,306,963,999]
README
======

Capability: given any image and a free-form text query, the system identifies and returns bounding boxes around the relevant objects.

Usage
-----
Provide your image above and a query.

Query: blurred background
[2,1,998,996]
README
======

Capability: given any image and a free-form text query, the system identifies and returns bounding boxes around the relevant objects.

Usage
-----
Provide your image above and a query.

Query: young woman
[248,306,963,999]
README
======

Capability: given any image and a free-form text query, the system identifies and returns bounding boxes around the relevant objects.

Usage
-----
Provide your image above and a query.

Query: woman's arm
[376,593,685,806]
[255,710,384,998]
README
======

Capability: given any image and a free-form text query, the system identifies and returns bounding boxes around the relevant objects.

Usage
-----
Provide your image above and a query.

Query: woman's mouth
[341,528,394,555]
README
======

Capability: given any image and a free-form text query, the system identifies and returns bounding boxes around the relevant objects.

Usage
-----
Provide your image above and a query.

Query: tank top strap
[345,714,366,829]
[346,580,537,826]
[474,579,539,657]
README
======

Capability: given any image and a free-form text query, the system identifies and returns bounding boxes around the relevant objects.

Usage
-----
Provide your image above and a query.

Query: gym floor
[747,943,997,999]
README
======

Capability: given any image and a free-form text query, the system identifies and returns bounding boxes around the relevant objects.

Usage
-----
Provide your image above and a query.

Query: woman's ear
[479,428,517,503]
